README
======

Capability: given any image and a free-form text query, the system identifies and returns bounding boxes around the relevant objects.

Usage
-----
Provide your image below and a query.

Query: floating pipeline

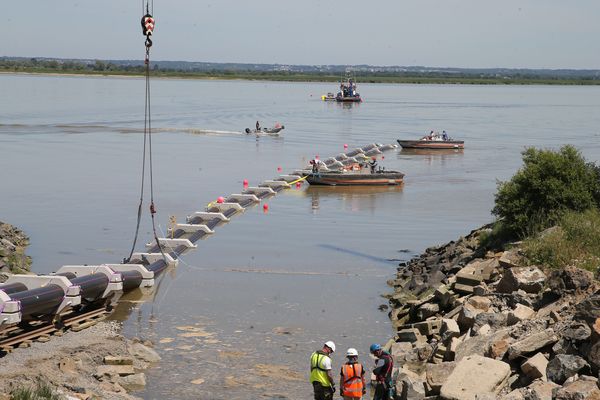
[0,143,398,336]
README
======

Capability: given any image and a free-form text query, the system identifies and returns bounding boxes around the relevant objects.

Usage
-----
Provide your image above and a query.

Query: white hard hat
[324,341,336,353]
[346,348,358,357]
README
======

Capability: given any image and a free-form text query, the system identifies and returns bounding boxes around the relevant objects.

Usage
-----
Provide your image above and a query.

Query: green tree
[492,145,600,237]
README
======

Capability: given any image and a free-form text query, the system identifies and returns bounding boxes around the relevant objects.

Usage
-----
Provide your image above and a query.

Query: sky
[2,0,600,69]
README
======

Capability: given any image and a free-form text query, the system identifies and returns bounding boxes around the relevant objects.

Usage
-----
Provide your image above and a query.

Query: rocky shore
[0,321,159,399]
[0,221,32,281]
[385,225,600,399]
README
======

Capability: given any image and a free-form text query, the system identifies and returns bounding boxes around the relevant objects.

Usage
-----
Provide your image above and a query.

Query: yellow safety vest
[310,351,332,387]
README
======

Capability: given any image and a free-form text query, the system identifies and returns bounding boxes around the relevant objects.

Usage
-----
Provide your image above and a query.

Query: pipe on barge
[10,284,65,318]
[0,283,28,296]
[71,273,110,302]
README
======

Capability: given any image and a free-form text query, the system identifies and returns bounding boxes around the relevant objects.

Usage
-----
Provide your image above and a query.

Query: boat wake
[0,123,243,136]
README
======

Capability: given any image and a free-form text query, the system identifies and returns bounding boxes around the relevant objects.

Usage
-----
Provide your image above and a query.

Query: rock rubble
[385,225,600,399]
[0,221,32,281]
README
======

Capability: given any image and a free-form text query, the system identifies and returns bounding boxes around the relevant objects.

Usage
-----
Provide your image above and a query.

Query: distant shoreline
[1,70,599,86]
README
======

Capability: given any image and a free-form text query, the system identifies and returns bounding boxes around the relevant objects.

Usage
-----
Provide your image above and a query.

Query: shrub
[11,382,60,400]
[522,209,600,272]
[492,145,600,238]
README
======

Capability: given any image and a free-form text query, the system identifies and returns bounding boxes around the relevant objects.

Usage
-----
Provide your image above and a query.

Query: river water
[1,74,599,399]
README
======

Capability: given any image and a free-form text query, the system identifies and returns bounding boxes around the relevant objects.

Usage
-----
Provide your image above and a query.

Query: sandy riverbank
[0,321,161,399]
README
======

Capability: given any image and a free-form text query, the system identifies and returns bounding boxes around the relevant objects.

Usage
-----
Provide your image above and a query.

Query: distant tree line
[1,58,599,85]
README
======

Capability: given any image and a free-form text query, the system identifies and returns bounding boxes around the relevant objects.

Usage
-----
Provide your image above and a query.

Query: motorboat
[303,169,404,186]
[245,124,285,136]
[397,131,463,149]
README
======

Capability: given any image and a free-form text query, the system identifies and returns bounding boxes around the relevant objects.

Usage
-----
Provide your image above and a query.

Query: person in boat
[369,157,378,174]
[256,121,261,132]
[311,159,325,173]
[442,130,448,141]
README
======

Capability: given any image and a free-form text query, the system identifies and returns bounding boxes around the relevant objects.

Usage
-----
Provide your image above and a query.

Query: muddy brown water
[1,74,599,399]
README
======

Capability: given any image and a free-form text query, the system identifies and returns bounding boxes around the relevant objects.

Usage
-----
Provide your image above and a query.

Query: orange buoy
[217,196,224,204]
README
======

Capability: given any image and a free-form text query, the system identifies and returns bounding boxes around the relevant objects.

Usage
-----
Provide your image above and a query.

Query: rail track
[0,307,110,355]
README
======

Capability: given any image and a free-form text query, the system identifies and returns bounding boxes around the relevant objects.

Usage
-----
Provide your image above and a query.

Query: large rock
[425,362,457,395]
[546,354,590,384]
[548,266,594,294]
[94,365,135,378]
[575,295,600,323]
[586,341,600,371]
[457,296,492,330]
[507,329,558,360]
[553,378,600,400]
[441,319,461,342]
[497,267,546,294]
[417,302,440,320]
[499,250,523,269]
[507,304,536,326]
[563,322,592,342]
[119,373,147,391]
[521,352,548,380]
[524,380,559,400]
[395,367,427,400]
[128,342,161,363]
[440,355,510,400]
[391,341,415,367]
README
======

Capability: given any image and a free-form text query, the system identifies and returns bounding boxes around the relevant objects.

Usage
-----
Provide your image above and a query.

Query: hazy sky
[3,1,599,69]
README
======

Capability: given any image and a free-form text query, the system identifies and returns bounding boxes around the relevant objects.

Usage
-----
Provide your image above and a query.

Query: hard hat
[346,348,358,357]
[324,341,336,353]
[370,343,381,353]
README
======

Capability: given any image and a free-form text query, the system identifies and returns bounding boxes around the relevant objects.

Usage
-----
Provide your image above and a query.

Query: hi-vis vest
[310,351,332,387]
[341,362,364,398]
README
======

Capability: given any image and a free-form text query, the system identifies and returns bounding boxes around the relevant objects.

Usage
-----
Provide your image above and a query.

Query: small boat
[244,124,285,136]
[321,92,336,101]
[397,131,463,149]
[334,71,362,103]
[304,170,404,186]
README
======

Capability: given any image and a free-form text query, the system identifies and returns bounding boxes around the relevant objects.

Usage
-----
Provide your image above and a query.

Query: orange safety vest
[341,362,364,398]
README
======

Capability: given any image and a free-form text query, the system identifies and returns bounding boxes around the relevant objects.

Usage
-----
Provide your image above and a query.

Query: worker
[370,343,394,400]
[310,341,336,400]
[256,120,261,132]
[340,348,366,399]
[369,157,378,174]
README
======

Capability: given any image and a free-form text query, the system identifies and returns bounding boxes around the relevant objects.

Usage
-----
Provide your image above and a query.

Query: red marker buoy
[243,179,248,187]
[382,155,385,160]
[343,144,348,149]
[263,203,269,212]
[217,196,224,204]
[277,166,282,172]
[315,155,319,160]
[296,182,301,188]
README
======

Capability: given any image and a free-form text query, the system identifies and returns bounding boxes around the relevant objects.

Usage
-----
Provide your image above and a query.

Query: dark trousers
[313,382,333,400]
[373,381,390,400]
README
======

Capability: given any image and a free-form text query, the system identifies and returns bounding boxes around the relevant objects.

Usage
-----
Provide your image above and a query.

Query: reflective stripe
[341,363,363,397]
[310,351,331,388]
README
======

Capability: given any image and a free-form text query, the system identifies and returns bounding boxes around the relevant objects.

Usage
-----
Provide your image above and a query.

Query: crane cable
[125,2,167,264]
